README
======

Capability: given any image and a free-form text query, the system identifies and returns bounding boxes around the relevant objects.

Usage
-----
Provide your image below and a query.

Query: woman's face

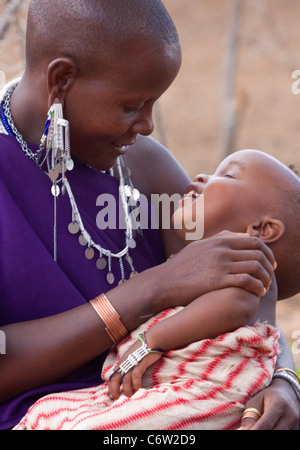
[62,43,181,170]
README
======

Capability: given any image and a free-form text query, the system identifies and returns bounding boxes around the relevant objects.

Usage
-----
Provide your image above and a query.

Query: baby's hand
[108,335,163,400]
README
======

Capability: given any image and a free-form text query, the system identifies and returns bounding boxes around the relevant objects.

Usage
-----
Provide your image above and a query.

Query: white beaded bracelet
[273,371,300,401]
[109,333,163,381]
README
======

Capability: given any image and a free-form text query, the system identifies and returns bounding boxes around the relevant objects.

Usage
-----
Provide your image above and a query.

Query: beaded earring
[38,100,75,261]
[39,99,141,282]
[40,99,74,197]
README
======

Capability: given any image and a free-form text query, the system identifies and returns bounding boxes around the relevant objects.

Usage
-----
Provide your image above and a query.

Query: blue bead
[44,118,51,137]
[0,101,14,136]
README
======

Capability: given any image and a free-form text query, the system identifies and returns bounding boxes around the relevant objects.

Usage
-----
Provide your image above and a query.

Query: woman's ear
[47,58,79,108]
[246,217,285,244]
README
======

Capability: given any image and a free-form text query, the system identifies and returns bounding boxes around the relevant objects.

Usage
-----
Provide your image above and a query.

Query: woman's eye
[124,105,143,113]
[124,106,136,113]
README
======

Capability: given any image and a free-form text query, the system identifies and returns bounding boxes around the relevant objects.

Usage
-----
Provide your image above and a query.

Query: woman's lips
[113,138,137,153]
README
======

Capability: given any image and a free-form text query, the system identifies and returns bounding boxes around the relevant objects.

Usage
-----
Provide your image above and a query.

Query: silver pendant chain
[0,83,141,285]
[2,85,43,164]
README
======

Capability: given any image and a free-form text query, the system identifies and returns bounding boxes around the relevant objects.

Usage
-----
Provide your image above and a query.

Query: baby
[15,150,300,430]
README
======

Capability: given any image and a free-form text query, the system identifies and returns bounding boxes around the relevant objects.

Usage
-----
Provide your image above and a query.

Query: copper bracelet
[90,293,128,344]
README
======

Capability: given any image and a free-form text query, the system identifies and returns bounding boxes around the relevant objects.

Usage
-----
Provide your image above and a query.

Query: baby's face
[173,150,285,243]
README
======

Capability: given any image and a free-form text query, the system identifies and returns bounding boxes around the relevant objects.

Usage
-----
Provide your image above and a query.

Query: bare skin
[109,151,300,429]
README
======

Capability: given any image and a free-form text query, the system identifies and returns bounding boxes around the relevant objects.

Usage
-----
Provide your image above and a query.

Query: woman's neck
[10,73,48,145]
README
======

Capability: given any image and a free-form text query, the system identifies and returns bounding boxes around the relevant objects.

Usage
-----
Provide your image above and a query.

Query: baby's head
[173,149,300,300]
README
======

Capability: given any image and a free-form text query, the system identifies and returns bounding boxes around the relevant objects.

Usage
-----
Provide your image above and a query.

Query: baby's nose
[194,173,210,183]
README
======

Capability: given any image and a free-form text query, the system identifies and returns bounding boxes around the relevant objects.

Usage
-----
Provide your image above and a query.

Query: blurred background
[0,0,299,371]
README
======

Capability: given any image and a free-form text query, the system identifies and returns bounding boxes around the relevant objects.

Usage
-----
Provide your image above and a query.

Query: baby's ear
[246,217,285,244]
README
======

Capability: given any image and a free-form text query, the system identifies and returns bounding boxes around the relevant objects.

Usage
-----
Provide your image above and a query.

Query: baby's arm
[109,287,260,399]
[145,287,259,351]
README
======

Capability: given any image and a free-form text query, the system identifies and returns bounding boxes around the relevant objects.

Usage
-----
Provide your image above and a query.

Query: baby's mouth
[184,183,202,199]
[184,190,201,200]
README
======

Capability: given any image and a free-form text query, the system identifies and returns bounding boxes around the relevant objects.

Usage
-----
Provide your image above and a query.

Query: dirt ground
[0,0,299,369]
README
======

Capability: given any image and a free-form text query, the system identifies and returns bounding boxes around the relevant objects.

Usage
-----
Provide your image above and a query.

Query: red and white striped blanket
[14,308,280,430]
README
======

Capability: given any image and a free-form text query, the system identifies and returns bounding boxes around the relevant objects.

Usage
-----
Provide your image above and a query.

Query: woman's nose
[130,105,155,137]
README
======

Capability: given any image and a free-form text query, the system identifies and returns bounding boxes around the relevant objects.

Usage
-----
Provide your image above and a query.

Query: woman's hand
[161,231,276,307]
[239,378,300,430]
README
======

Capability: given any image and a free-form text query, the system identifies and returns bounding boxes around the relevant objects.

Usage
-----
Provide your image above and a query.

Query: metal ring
[242,407,262,421]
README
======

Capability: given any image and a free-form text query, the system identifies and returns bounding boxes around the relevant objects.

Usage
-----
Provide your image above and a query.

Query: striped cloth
[14,308,280,430]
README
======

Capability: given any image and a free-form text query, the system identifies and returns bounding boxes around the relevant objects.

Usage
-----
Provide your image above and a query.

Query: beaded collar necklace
[0,82,141,286]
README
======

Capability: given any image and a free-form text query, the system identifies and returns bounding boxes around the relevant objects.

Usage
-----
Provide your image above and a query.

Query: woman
[0,0,298,430]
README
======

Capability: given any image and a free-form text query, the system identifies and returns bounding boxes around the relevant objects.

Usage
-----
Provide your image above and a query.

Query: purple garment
[0,134,165,429]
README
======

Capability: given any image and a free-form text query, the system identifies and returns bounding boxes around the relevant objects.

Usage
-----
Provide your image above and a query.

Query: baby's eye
[224,173,234,179]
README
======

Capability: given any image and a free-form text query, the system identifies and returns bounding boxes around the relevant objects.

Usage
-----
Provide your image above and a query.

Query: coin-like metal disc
[106,272,115,285]
[51,185,60,197]
[96,257,107,270]
[85,247,95,260]
[79,235,88,246]
[66,159,74,171]
[68,222,80,235]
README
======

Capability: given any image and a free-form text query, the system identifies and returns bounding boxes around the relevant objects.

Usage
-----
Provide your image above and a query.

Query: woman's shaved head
[26,0,180,73]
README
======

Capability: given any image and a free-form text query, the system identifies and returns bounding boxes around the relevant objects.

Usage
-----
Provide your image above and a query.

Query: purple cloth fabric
[0,134,165,429]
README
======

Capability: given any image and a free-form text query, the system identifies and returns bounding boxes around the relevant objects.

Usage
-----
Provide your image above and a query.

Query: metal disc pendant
[128,238,136,249]
[106,272,115,285]
[66,159,74,171]
[96,257,107,270]
[79,234,88,246]
[85,247,95,260]
[118,279,126,286]
[132,188,140,201]
[51,185,60,197]
[68,222,80,235]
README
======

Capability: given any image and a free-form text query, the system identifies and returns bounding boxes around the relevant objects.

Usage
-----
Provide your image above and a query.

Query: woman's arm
[0,265,164,403]
[0,231,276,404]
[1,231,272,405]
